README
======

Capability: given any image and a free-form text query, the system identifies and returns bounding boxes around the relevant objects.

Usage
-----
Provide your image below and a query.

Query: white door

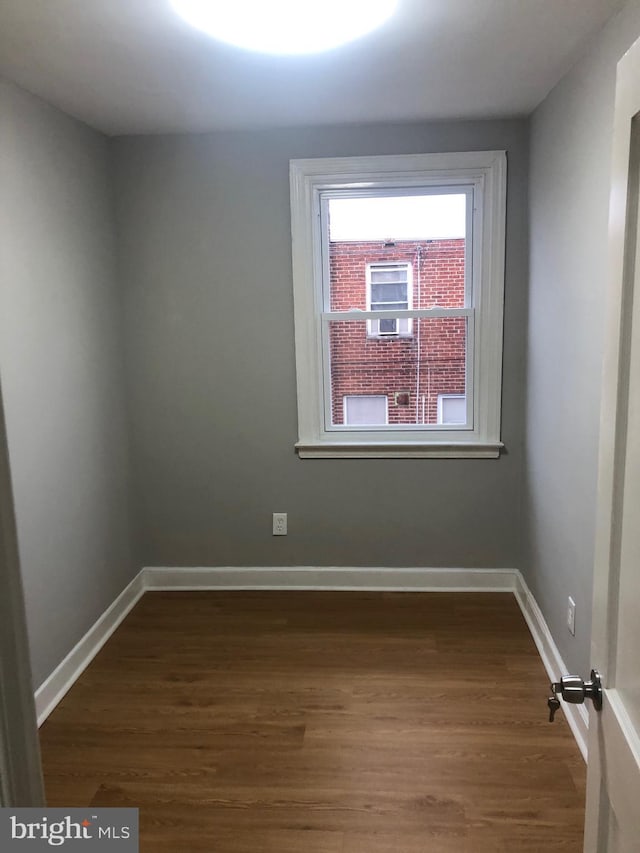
[583,34,640,853]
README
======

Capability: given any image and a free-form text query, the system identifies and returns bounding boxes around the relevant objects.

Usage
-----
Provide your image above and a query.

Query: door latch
[547,669,602,722]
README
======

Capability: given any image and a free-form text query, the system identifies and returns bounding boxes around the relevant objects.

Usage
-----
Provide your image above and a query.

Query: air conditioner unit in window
[373,318,412,336]
[378,318,399,335]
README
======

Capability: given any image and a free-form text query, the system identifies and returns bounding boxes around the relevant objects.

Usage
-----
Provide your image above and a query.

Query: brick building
[329,238,467,426]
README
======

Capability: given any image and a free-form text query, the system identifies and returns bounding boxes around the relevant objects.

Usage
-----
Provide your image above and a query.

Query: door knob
[547,669,602,722]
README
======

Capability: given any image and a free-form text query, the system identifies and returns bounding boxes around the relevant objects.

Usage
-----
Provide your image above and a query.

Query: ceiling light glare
[171,0,399,55]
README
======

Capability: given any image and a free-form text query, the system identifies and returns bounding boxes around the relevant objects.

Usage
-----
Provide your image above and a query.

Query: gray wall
[112,119,528,569]
[523,0,640,676]
[0,81,136,688]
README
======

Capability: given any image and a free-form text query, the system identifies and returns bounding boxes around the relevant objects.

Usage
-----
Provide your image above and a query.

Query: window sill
[295,441,504,459]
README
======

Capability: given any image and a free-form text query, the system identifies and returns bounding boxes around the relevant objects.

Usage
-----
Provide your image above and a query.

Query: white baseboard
[142,565,519,592]
[513,573,588,761]
[35,565,587,764]
[35,571,145,727]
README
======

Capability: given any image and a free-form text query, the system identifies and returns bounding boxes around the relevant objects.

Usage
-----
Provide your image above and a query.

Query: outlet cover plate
[273,512,287,536]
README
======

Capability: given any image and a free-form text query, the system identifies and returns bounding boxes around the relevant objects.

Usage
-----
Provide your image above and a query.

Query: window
[438,394,466,425]
[344,395,388,425]
[290,151,506,458]
[367,262,412,337]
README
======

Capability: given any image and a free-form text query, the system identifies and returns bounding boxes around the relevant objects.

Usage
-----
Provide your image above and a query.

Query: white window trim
[343,395,389,426]
[289,151,506,459]
[366,261,413,337]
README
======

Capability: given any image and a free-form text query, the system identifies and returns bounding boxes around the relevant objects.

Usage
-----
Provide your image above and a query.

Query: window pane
[370,282,408,303]
[370,269,408,284]
[328,194,467,311]
[328,317,467,426]
[371,302,407,312]
[344,396,387,425]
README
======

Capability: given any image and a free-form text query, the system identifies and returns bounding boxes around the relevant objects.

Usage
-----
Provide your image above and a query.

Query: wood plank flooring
[40,591,586,852]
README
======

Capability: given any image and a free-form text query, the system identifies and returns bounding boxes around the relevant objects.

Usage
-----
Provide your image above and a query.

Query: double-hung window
[289,151,506,458]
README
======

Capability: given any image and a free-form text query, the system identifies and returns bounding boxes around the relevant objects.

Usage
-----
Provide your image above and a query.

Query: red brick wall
[328,239,466,425]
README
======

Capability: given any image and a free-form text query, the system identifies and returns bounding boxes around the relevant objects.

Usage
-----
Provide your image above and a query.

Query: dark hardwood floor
[40,591,586,851]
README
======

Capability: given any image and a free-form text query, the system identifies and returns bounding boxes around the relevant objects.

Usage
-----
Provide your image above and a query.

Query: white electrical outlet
[272,512,287,536]
[567,596,576,636]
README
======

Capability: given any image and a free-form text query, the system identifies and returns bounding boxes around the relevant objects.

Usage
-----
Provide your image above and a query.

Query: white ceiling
[0,0,627,136]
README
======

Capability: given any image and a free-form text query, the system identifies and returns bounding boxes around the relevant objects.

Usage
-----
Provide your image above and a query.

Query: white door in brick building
[583,33,640,853]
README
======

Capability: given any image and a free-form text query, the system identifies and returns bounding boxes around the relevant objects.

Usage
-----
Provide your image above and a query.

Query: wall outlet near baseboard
[272,512,287,536]
[567,596,576,636]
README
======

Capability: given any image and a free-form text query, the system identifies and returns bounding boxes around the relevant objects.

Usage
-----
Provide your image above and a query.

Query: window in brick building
[438,394,467,425]
[367,262,412,337]
[344,395,388,426]
[290,151,506,458]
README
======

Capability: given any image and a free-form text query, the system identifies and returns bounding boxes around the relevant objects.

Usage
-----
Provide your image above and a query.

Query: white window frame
[366,262,413,337]
[290,151,506,459]
[437,394,467,425]
[343,395,389,426]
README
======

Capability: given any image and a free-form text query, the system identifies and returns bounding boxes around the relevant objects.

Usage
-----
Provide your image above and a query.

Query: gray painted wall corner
[0,79,137,687]
[523,0,640,677]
